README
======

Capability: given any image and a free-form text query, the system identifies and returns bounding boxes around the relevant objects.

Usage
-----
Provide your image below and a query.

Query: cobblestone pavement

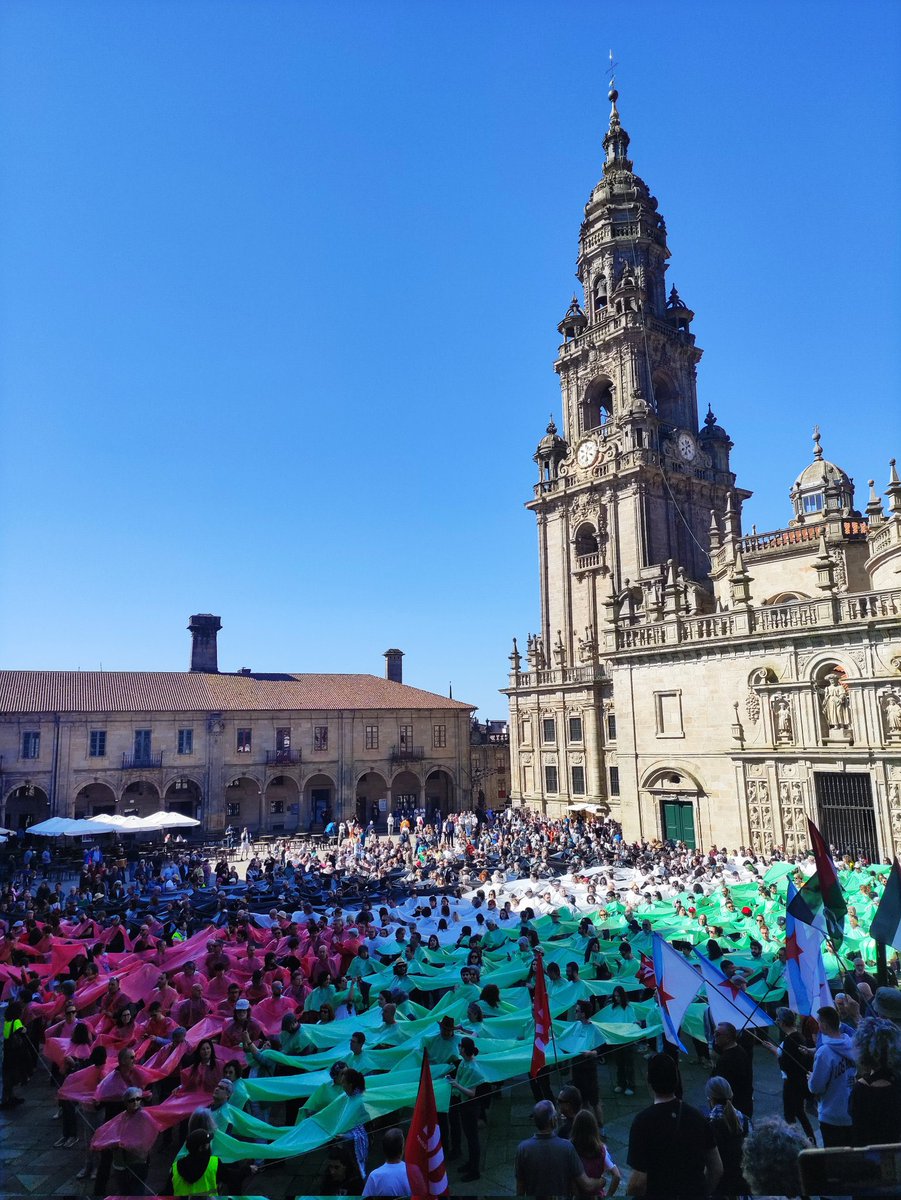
[0,1038,787,1198]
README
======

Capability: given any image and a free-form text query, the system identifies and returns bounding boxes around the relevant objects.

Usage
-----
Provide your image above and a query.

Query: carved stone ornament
[747,778,775,854]
[780,780,807,856]
[889,783,901,857]
[745,690,761,724]
[208,717,225,737]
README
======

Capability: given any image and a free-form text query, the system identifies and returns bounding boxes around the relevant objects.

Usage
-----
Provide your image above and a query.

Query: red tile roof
[0,672,474,715]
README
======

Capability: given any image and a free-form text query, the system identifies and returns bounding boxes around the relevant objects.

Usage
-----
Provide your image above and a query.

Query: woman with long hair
[181,1039,221,1093]
[606,985,638,1096]
[706,1075,751,1198]
[570,1108,621,1197]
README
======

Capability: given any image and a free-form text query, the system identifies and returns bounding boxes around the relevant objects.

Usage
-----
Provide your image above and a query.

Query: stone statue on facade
[821,673,851,731]
[883,691,901,738]
[773,698,793,742]
[527,633,546,671]
[577,624,597,664]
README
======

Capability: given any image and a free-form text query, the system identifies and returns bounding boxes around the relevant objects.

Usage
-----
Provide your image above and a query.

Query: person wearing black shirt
[714,1022,754,1118]
[758,1008,815,1141]
[627,1053,721,1198]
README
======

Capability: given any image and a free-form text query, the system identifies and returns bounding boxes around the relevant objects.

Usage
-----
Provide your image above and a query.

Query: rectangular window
[803,493,824,514]
[134,729,151,761]
[399,724,413,750]
[365,725,379,750]
[545,764,559,794]
[571,765,586,795]
[226,801,241,819]
[236,728,252,754]
[542,718,556,744]
[276,727,291,751]
[89,730,107,758]
[313,725,328,752]
[177,728,194,755]
[654,690,684,738]
[609,766,621,797]
[432,724,446,749]
[21,731,40,759]
[568,716,583,743]
[269,799,285,815]
[606,712,617,741]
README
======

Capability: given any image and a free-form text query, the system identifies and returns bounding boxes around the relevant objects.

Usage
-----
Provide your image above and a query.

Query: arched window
[580,378,614,433]
[593,274,608,317]
[575,523,599,559]
[652,372,679,425]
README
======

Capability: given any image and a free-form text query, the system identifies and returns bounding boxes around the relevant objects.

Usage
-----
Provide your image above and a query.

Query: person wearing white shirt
[362,1127,411,1197]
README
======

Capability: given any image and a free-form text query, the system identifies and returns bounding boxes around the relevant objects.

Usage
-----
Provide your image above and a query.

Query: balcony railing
[120,753,163,770]
[265,748,302,766]
[390,745,425,763]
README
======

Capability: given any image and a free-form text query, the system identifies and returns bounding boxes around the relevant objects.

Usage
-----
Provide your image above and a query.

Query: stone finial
[813,532,837,593]
[866,479,884,523]
[708,508,722,552]
[813,425,824,461]
[509,637,522,674]
[886,459,901,516]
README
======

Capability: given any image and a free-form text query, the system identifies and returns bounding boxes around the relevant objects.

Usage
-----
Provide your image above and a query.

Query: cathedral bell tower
[527,82,746,667]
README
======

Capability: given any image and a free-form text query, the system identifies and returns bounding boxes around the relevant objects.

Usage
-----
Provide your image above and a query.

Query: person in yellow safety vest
[1,1000,28,1108]
[171,1127,220,1197]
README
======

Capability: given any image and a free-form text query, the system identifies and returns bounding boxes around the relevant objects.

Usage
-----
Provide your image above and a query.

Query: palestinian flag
[786,818,847,950]
[870,859,901,952]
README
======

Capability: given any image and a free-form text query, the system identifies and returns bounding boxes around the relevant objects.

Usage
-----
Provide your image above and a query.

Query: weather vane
[608,49,618,91]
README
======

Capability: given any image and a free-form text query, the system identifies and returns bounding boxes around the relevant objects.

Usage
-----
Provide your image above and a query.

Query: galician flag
[785,880,832,1015]
[405,1051,448,1198]
[869,858,901,952]
[651,933,702,1052]
[530,952,553,1077]
[786,818,847,950]
[693,948,771,1029]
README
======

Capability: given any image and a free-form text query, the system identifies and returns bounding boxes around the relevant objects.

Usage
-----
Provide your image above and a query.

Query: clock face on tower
[576,438,599,468]
[677,431,697,462]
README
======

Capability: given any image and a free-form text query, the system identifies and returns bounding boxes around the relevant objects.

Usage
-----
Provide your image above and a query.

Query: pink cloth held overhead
[91,1106,160,1156]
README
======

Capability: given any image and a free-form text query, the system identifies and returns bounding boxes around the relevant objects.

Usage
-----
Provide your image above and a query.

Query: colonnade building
[0,617,475,834]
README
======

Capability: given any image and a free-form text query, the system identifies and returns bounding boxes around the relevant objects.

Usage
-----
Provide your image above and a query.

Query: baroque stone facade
[504,86,901,859]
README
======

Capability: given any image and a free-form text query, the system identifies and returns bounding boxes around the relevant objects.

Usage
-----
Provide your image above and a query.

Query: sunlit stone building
[504,87,901,859]
[0,621,474,833]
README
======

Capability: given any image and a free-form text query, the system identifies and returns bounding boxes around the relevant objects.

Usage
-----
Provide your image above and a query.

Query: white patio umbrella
[141,810,200,830]
[27,817,89,836]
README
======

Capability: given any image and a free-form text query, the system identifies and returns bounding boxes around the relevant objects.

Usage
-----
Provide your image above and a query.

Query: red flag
[530,953,552,1077]
[405,1051,448,1198]
[637,952,657,990]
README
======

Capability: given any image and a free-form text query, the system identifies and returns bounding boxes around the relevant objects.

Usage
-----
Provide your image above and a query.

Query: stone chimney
[383,648,404,684]
[188,614,222,673]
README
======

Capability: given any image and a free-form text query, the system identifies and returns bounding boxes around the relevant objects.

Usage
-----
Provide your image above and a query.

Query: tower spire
[603,51,631,168]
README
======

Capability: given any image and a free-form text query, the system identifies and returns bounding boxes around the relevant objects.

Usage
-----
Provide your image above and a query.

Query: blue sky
[1,1,899,715]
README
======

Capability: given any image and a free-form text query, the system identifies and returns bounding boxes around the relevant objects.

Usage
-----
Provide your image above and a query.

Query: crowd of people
[1,805,900,1197]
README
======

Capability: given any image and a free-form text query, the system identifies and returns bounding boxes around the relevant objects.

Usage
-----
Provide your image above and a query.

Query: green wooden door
[662,799,696,848]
